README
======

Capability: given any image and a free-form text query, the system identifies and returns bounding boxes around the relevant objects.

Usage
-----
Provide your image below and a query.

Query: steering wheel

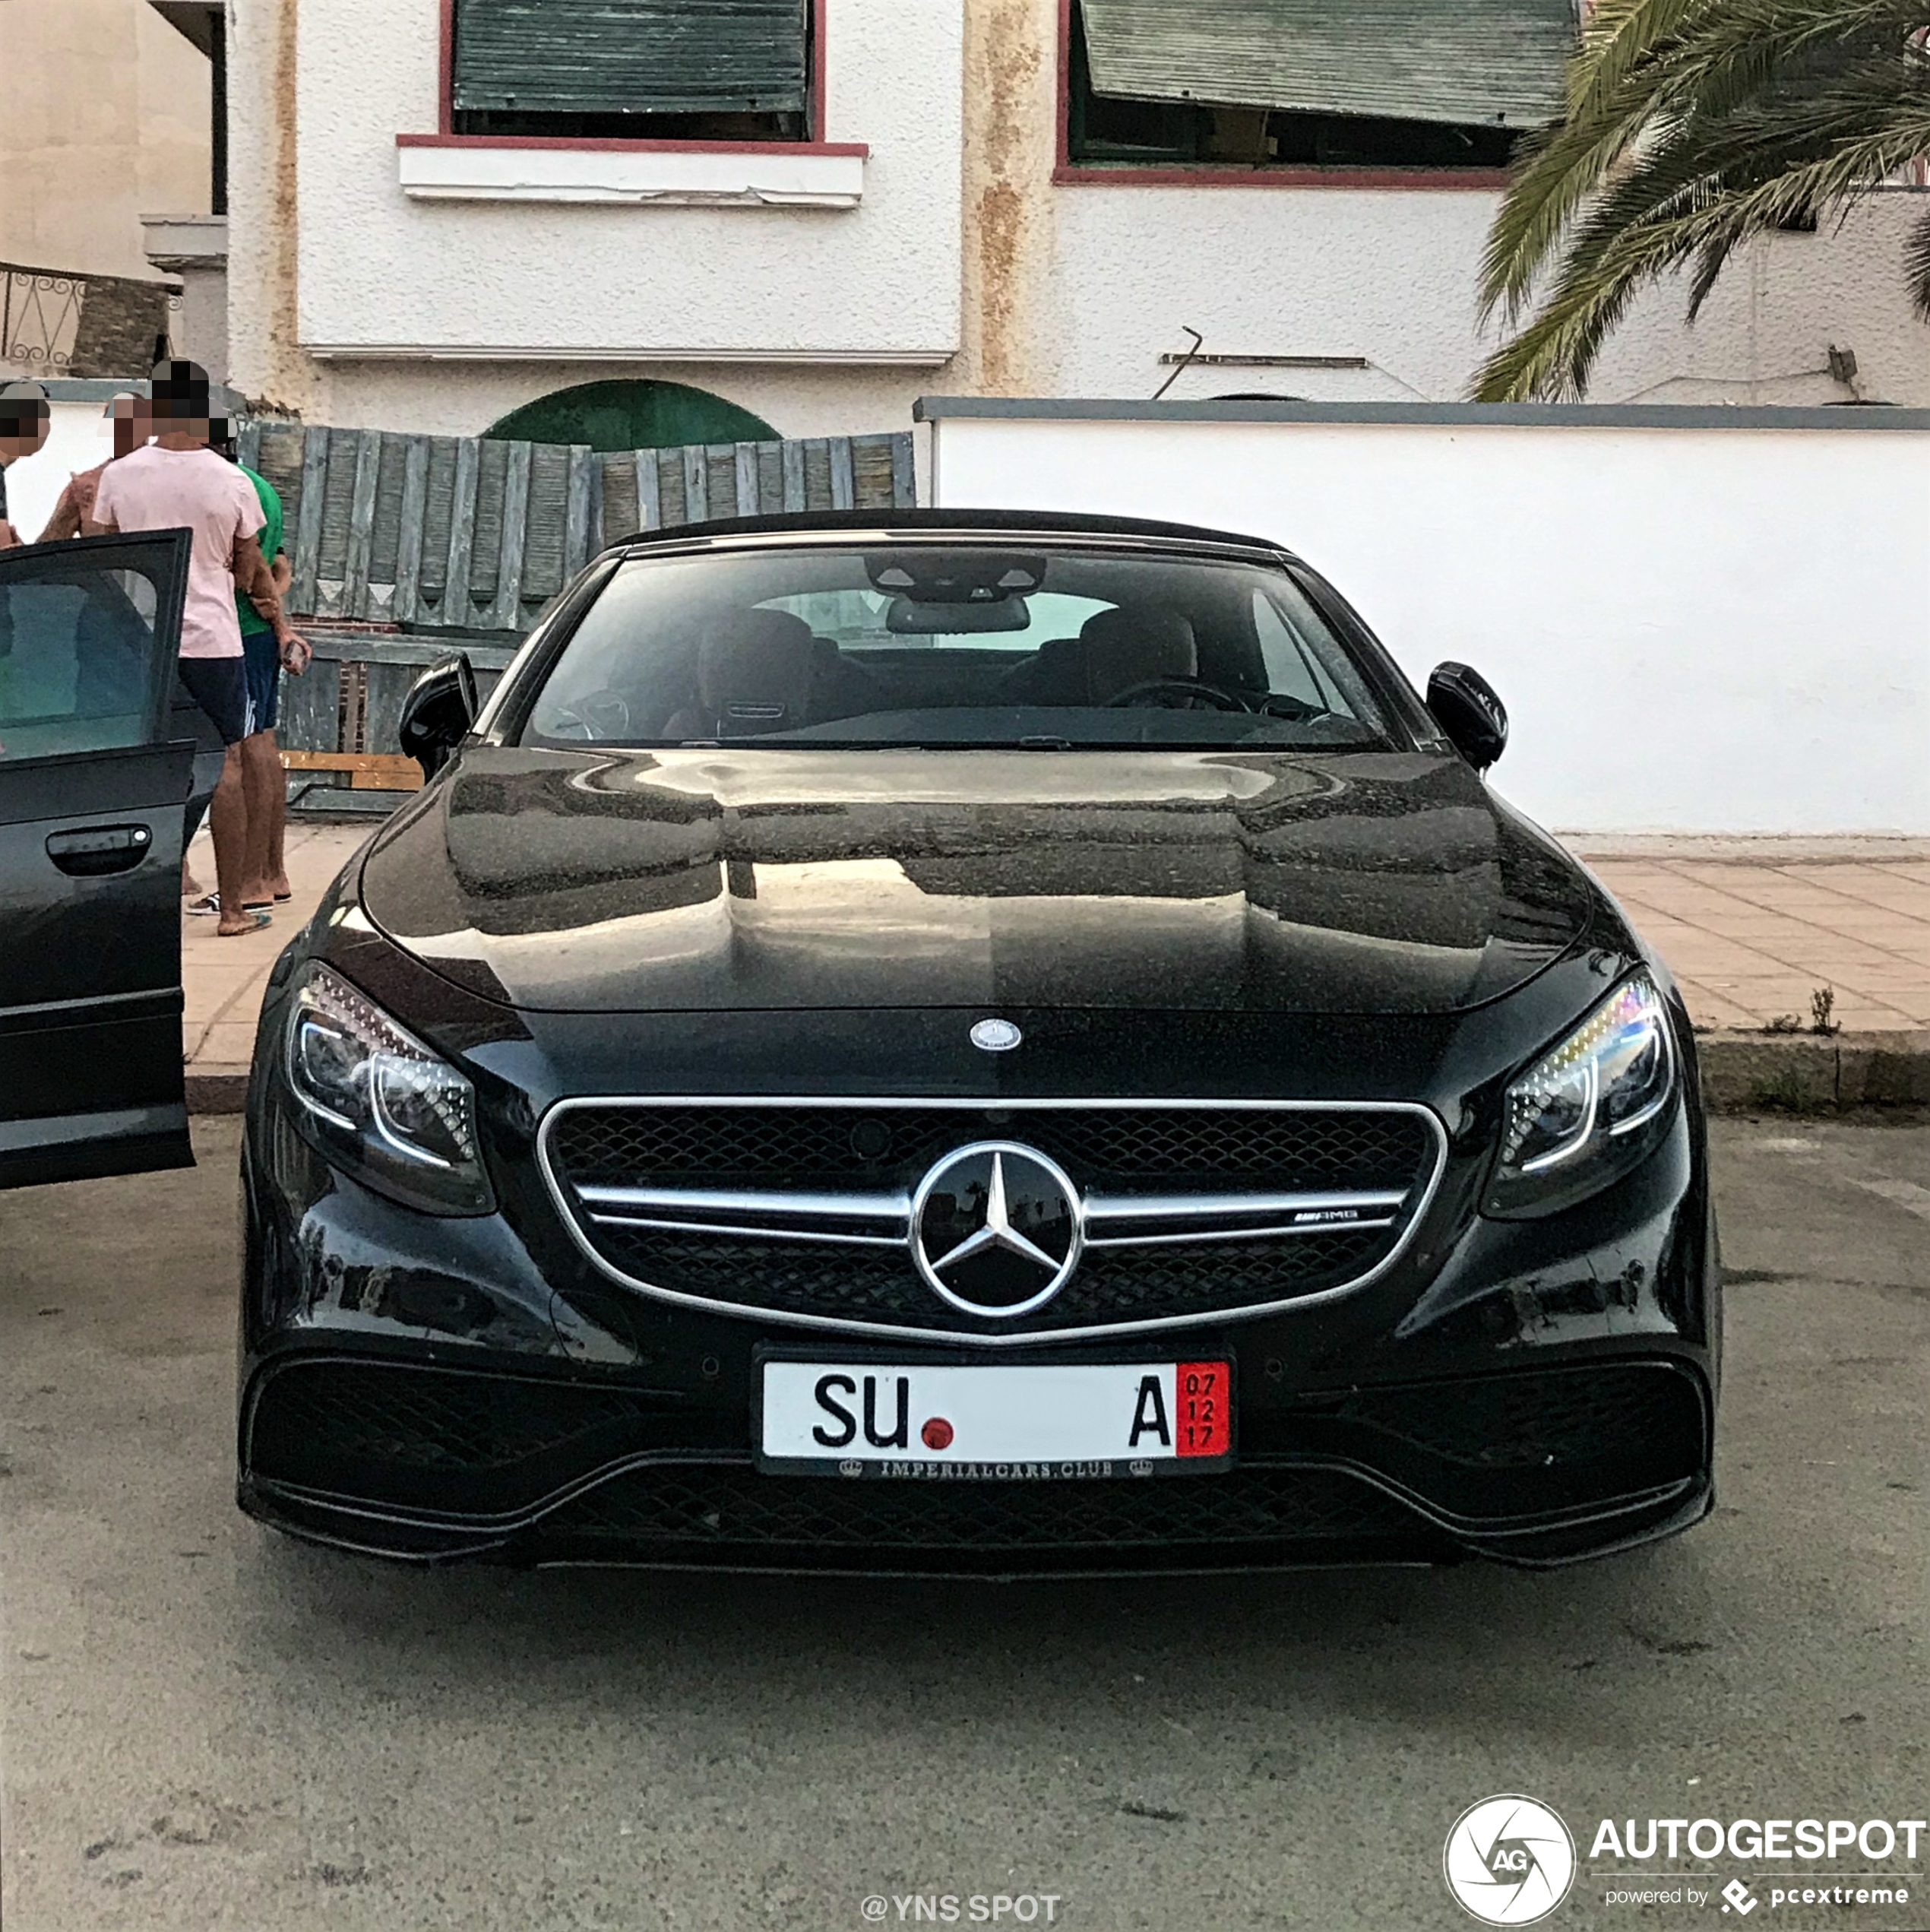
[1106,676,1252,712]
[541,689,633,740]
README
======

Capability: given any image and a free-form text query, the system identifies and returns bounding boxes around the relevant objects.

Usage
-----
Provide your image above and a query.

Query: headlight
[284,962,495,1216]
[1485,974,1677,1218]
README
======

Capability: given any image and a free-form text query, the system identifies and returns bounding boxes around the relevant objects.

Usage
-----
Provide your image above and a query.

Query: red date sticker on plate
[1174,1362,1231,1457]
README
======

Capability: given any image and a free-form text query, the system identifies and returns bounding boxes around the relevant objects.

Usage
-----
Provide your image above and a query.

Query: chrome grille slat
[1084,1216,1398,1250]
[538,1097,1448,1346]
[577,1180,1407,1252]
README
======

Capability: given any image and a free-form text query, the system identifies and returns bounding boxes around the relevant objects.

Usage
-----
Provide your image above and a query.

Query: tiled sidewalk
[179,828,1930,1085]
[180,822,370,1073]
[1576,838,1930,1033]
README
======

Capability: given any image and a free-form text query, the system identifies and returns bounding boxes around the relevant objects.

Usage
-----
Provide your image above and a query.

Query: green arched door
[482,379,778,451]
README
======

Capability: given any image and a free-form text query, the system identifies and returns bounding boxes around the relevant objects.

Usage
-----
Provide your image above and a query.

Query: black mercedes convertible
[229,508,1718,1571]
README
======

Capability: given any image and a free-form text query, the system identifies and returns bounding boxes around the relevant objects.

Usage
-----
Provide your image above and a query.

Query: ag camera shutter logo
[1444,1794,1577,1924]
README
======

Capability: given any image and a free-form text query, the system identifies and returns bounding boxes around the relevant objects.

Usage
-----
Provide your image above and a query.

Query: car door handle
[45,823,155,877]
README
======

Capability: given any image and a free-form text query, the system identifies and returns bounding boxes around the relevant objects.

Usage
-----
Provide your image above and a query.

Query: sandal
[217,909,273,936]
[185,892,221,917]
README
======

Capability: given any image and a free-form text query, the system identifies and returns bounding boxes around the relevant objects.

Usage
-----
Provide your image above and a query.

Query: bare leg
[264,730,289,895]
[182,802,207,900]
[239,730,287,901]
[208,745,255,936]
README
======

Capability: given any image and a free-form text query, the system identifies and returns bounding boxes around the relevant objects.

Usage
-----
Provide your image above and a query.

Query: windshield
[520,543,1400,751]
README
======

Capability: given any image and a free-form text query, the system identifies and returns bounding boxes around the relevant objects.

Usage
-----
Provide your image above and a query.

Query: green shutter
[452,0,808,116]
[1079,0,1574,128]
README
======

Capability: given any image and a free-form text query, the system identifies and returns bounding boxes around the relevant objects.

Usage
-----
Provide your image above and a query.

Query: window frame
[1053,0,1517,191]
[419,0,865,158]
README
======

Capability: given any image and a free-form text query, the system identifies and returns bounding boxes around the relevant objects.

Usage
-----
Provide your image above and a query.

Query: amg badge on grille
[969,1018,1022,1053]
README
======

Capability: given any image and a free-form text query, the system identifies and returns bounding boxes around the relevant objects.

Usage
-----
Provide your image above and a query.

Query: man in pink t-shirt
[92,361,282,936]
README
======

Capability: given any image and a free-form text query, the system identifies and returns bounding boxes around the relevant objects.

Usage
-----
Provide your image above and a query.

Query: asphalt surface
[1,1118,1924,1932]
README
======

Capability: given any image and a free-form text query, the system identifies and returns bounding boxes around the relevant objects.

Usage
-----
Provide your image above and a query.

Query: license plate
[757,1360,1232,1477]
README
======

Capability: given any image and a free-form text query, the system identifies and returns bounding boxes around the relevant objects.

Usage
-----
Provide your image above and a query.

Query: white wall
[929,407,1930,835]
[293,0,963,365]
[1045,185,1930,407]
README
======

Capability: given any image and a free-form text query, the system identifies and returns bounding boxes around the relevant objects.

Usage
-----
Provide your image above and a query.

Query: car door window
[0,551,172,761]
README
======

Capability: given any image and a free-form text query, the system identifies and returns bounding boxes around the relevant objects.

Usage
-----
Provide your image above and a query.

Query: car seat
[1077,607,1198,702]
[660,609,822,738]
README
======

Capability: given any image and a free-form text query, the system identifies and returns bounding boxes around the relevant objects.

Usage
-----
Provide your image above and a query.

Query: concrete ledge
[1697,1030,1930,1111]
[185,1069,251,1115]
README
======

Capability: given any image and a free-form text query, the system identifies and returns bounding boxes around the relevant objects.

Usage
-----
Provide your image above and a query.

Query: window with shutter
[1065,0,1574,176]
[451,0,813,142]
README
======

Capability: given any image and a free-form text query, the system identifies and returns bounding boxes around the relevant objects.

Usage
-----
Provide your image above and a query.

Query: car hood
[358,746,1594,1014]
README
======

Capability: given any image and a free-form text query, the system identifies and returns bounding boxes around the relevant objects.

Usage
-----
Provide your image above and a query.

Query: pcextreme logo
[1444,1795,1579,1925]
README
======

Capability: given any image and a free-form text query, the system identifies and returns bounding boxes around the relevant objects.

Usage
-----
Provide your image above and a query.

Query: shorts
[175,654,254,748]
[241,629,281,733]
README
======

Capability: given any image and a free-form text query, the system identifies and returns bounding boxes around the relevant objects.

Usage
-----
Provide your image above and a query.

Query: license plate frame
[753,1345,1236,1479]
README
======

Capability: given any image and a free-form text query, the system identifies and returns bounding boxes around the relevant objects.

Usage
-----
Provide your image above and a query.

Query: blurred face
[0,405,50,464]
[150,401,214,445]
[109,394,150,457]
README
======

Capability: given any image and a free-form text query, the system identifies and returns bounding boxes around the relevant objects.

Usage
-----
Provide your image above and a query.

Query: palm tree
[1472,0,1930,401]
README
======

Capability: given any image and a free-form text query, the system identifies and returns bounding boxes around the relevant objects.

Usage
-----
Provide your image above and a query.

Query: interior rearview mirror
[1426,661,1508,771]
[399,652,479,780]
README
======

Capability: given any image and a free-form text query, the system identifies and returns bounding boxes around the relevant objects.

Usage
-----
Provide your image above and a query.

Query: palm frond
[1905,207,1930,318]
[1476,0,1930,398]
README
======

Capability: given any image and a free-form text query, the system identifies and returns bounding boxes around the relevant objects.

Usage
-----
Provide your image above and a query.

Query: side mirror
[399,652,478,780]
[1426,661,1508,771]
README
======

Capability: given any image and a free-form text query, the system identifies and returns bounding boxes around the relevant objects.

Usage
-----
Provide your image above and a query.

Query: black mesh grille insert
[538,1460,1428,1554]
[551,1104,1429,1193]
[1337,1365,1705,1474]
[548,1102,1435,1333]
[245,1360,733,1513]
[581,1225,1394,1334]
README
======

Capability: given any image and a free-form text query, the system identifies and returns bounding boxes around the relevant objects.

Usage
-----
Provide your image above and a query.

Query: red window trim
[399,134,868,157]
[1051,0,1512,192]
[432,0,835,150]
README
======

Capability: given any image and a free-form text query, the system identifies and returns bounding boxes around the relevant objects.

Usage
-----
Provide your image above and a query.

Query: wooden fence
[236,420,916,637]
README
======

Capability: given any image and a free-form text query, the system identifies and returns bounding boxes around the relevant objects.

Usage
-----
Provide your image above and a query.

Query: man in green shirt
[223,451,309,909]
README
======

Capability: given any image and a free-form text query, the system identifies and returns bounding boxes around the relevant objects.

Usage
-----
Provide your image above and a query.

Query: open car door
[0,529,197,1189]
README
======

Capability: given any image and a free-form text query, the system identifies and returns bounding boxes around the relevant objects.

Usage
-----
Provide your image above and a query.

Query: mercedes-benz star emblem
[910,1142,1082,1318]
[969,1018,1023,1053]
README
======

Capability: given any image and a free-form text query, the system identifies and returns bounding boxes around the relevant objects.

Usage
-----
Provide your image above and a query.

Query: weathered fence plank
[265,423,914,636]
[342,432,381,621]
[442,437,480,632]
[392,435,431,626]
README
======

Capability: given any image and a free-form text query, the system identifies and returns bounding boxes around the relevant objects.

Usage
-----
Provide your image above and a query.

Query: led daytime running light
[1500,976,1674,1179]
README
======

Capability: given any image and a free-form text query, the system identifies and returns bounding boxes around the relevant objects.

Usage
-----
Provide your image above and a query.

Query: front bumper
[238,1079,1718,1573]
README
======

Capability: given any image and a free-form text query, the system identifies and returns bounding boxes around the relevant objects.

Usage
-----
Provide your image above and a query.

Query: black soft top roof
[608,505,1291,558]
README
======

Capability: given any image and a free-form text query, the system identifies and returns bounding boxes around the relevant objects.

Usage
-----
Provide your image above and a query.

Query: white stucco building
[191,0,1930,445]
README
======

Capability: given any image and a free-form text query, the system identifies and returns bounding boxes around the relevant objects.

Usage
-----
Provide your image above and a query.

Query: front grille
[551,1103,1428,1194]
[581,1225,1394,1333]
[543,1100,1442,1340]
[536,1460,1434,1561]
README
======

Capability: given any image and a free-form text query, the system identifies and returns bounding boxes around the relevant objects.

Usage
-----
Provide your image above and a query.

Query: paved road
[2,1120,1924,1932]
